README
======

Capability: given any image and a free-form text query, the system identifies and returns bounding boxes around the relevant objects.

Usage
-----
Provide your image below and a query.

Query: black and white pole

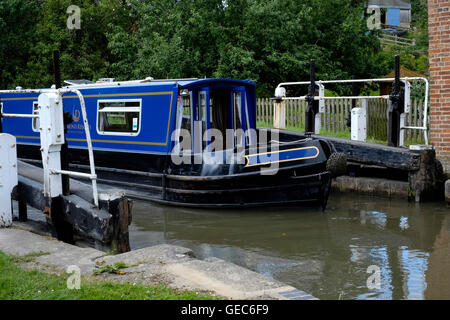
[53,50,72,196]
[50,50,74,242]
[305,59,317,134]
[388,55,404,147]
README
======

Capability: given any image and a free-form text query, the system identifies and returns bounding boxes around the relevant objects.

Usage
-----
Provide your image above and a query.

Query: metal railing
[0,88,99,207]
[275,77,429,145]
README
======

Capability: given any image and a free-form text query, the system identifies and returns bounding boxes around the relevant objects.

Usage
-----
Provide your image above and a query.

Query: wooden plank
[288,100,292,127]
[266,98,268,124]
[257,98,260,122]
[269,128,422,171]
[269,98,272,125]
[316,135,421,170]
[294,100,298,128]
[337,99,341,132]
[16,161,131,252]
[259,98,262,123]
[331,99,336,133]
[264,98,268,124]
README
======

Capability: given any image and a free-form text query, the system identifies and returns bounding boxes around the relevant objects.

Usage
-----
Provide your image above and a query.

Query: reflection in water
[129,194,450,300]
[425,217,450,299]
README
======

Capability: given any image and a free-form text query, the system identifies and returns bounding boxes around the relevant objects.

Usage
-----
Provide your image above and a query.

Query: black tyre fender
[326,152,347,178]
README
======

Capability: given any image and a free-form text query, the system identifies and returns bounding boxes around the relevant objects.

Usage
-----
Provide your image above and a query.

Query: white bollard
[0,133,18,227]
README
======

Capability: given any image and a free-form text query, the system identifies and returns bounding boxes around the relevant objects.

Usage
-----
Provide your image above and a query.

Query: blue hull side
[1,83,178,155]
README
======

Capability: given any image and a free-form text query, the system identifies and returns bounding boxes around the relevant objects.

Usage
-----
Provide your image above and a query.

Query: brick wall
[428,0,450,174]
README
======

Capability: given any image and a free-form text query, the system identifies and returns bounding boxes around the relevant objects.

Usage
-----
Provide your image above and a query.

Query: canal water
[129,193,450,300]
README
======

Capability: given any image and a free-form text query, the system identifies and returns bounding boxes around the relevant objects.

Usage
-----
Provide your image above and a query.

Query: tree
[107,0,385,96]
[1,0,405,96]
[0,0,41,89]
[13,0,130,89]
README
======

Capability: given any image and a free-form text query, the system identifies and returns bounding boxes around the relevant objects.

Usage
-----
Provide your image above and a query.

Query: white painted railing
[0,88,99,207]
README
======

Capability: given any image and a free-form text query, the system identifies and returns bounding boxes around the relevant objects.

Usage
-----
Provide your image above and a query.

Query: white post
[400,80,411,147]
[0,134,18,227]
[273,87,286,129]
[273,100,286,129]
[38,92,65,198]
[351,98,368,142]
[315,84,325,134]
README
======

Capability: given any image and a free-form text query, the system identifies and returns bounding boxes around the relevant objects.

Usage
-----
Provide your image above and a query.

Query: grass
[0,251,215,300]
[10,251,51,263]
[93,260,147,275]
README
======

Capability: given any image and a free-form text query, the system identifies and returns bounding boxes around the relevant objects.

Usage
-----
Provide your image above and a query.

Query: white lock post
[351,98,368,142]
[400,80,411,147]
[0,134,18,227]
[38,92,65,198]
[273,87,286,129]
[315,84,325,134]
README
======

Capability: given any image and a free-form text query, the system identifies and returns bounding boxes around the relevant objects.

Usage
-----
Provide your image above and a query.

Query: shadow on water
[129,193,450,300]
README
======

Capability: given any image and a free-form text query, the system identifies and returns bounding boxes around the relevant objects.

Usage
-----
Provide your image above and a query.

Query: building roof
[366,0,411,9]
[384,66,423,79]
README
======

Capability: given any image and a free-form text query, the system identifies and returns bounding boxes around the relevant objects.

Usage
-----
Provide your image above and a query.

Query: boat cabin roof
[62,78,256,91]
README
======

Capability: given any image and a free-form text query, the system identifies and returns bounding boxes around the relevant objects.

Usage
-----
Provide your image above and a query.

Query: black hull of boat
[94,168,332,209]
[17,135,334,209]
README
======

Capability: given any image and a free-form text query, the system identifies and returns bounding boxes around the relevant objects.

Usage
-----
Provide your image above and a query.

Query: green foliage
[0,0,428,97]
[12,0,130,89]
[106,0,387,96]
[0,250,214,300]
[411,0,428,30]
[0,0,41,89]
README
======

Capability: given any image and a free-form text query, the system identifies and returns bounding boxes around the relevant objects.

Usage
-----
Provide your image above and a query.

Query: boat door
[230,87,248,148]
[194,88,211,153]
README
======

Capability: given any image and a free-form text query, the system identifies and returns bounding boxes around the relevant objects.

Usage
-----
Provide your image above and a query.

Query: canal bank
[0,211,316,300]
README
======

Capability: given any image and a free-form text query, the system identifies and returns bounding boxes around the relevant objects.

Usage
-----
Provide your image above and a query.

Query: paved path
[0,226,317,300]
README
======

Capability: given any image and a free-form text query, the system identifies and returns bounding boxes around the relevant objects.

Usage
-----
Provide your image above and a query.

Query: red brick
[429,0,450,171]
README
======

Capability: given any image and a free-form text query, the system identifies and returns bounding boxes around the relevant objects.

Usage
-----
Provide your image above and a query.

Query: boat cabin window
[97,99,141,136]
[32,101,39,132]
[232,91,245,147]
[198,91,208,150]
[181,94,192,134]
[232,91,242,132]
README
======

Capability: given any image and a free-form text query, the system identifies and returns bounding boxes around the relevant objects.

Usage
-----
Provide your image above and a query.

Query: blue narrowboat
[0,78,340,208]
